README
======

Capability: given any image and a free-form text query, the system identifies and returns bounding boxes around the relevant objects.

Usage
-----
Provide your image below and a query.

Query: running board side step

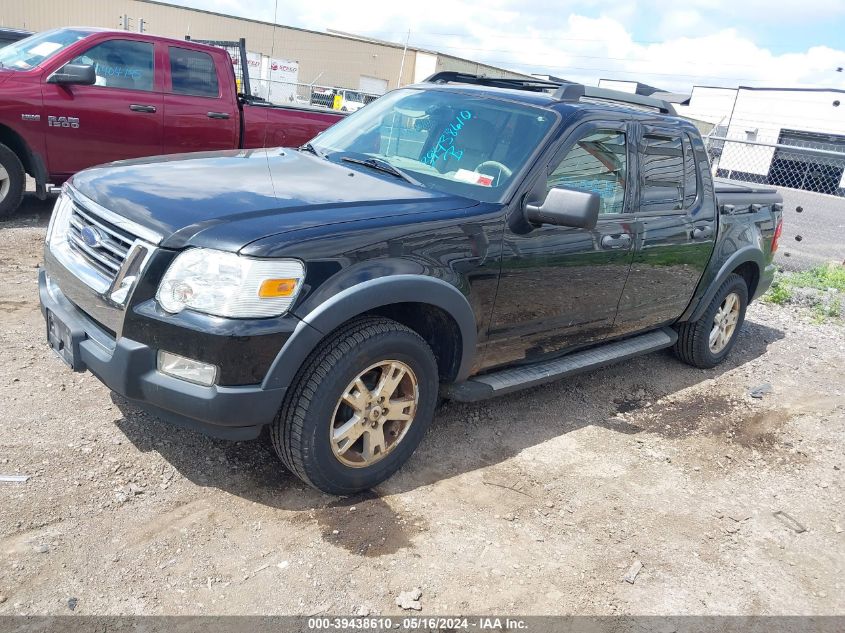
[442,327,677,403]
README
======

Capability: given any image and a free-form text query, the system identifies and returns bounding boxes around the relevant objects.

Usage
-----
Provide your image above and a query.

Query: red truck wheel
[0,143,25,220]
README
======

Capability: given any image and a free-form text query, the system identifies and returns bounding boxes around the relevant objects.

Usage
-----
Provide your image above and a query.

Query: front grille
[66,201,136,282]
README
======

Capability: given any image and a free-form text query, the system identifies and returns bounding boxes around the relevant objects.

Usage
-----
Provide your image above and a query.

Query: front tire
[271,317,439,495]
[673,273,748,369]
[0,143,25,220]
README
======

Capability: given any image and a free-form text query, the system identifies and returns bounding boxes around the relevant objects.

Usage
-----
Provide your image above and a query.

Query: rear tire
[271,317,439,495]
[673,273,748,369]
[0,143,25,220]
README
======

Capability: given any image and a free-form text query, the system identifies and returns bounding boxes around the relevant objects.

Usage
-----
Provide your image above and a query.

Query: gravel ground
[0,194,843,617]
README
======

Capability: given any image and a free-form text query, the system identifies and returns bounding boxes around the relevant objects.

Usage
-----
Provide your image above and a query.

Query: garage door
[359,75,388,96]
[768,129,845,194]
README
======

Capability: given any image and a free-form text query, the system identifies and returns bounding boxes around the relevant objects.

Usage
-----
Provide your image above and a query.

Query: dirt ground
[0,194,843,617]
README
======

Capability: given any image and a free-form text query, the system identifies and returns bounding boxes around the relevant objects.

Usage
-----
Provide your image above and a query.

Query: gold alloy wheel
[330,360,419,468]
[709,291,741,353]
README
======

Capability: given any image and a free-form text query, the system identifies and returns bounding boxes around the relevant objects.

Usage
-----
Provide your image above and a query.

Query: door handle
[129,104,157,113]
[207,111,231,119]
[601,234,632,250]
[692,226,714,240]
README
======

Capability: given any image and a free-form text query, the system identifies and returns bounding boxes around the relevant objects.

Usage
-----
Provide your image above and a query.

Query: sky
[165,0,845,92]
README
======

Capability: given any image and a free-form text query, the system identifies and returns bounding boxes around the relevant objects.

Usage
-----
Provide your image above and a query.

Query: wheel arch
[683,246,764,322]
[262,275,478,391]
[0,123,48,199]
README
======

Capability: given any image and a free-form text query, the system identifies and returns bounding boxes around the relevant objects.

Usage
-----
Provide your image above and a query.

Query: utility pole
[397,29,410,88]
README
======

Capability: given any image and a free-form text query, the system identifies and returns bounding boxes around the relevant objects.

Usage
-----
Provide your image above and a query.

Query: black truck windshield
[312,88,557,202]
[0,28,89,71]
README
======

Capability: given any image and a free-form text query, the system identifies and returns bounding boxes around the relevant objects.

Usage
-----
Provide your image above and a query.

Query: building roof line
[134,0,533,78]
[135,0,417,50]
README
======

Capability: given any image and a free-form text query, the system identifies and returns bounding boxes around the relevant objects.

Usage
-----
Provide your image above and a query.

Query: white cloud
[165,0,845,92]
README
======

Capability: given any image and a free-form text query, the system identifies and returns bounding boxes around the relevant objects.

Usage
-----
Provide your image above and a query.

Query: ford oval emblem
[80,226,105,249]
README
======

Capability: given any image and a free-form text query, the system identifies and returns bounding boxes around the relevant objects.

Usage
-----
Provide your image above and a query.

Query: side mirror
[525,187,601,229]
[47,63,96,86]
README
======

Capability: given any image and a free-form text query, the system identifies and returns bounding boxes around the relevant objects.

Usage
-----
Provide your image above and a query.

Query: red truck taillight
[771,217,784,254]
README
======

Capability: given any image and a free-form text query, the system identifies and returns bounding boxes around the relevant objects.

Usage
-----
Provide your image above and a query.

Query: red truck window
[168,47,219,98]
[70,40,154,92]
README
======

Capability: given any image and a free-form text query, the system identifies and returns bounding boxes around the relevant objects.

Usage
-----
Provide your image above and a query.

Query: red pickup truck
[0,27,345,218]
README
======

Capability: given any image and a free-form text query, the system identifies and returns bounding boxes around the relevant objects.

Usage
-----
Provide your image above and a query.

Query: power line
[359,27,845,53]
[409,41,836,71]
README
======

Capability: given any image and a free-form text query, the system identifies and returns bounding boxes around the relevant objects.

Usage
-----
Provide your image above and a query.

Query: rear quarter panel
[680,195,782,321]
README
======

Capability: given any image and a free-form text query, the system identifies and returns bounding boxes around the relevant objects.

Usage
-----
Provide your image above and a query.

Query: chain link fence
[245,80,381,111]
[704,134,845,272]
[186,38,382,112]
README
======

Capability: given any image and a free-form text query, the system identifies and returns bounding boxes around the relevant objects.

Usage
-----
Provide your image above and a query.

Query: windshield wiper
[340,156,423,187]
[298,142,326,159]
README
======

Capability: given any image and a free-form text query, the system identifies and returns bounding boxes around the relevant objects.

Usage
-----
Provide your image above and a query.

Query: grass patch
[785,264,845,292]
[765,281,792,305]
[763,263,845,321]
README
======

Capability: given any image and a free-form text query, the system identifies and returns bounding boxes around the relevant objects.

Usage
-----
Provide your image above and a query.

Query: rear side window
[547,129,627,215]
[70,40,154,91]
[169,47,219,97]
[641,135,684,211]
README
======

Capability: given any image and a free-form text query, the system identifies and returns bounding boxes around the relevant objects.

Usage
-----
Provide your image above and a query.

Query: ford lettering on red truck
[0,27,345,218]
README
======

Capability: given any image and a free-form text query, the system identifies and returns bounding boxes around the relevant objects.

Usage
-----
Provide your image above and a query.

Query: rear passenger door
[162,46,239,154]
[613,125,717,334]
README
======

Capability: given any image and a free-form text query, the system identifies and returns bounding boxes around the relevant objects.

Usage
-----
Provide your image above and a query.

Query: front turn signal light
[258,278,299,298]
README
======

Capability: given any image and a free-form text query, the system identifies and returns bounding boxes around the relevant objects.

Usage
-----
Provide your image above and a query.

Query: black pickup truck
[39,72,783,494]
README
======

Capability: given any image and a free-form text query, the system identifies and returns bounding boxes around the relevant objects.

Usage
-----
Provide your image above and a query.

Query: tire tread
[270,316,426,491]
[0,143,25,220]
[672,273,748,369]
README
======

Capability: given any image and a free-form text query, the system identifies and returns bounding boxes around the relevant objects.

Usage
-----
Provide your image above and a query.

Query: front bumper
[39,269,286,440]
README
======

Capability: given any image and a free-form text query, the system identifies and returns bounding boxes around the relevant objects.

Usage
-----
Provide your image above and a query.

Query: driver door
[41,37,163,178]
[483,120,636,370]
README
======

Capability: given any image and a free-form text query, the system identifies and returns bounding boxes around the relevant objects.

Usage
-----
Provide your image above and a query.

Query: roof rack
[423,72,676,115]
[424,71,564,93]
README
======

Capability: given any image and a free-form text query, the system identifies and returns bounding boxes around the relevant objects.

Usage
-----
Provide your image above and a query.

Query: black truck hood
[70,148,477,251]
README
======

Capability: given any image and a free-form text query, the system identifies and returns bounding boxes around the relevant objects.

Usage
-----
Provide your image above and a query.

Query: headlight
[156,248,305,318]
[45,191,73,247]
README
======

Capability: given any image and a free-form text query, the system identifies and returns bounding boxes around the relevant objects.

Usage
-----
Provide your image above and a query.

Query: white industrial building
[678,86,845,195]
[596,79,845,196]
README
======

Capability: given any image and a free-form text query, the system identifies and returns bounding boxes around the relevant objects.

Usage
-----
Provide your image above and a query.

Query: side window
[169,47,219,98]
[641,135,684,211]
[70,40,154,91]
[547,130,627,215]
[683,134,699,208]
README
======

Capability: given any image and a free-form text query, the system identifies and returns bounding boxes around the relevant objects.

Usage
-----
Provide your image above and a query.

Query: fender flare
[261,275,478,390]
[685,246,764,322]
[0,124,49,200]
